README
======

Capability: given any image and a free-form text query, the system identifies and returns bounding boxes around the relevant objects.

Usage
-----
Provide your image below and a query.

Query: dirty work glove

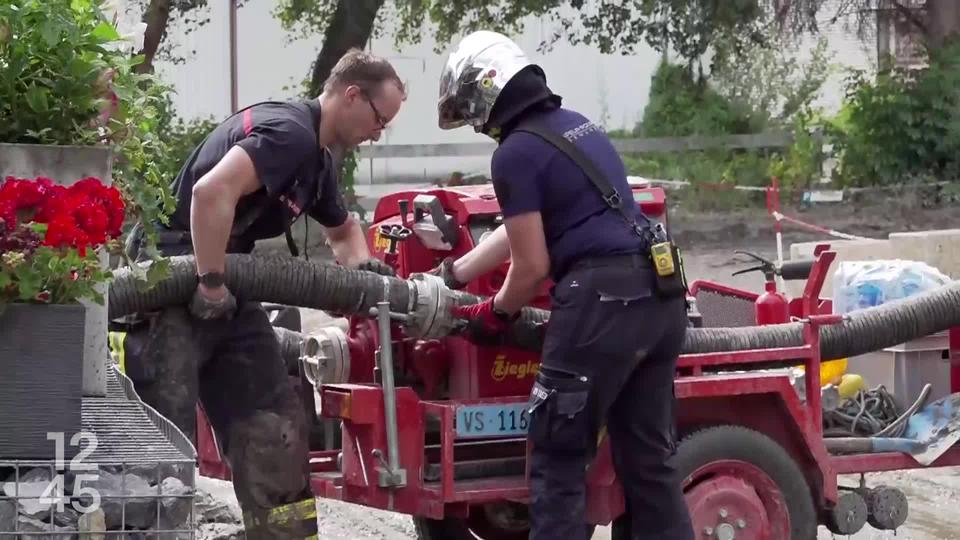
[356,258,395,277]
[189,286,238,320]
[451,297,516,344]
[428,257,466,290]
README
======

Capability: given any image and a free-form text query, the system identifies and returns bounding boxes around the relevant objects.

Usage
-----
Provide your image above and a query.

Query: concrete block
[889,229,960,279]
[0,143,114,397]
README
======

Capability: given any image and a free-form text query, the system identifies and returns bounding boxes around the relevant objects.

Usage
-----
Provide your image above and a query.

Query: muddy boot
[199,302,318,539]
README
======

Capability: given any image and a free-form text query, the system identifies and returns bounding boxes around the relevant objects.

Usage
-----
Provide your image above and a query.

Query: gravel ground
[196,200,959,539]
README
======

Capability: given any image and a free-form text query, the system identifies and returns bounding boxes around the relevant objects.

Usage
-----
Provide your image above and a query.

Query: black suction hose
[109,254,412,316]
[108,254,960,360]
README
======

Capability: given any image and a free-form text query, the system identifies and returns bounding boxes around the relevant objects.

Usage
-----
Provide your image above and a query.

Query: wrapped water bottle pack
[832,259,953,314]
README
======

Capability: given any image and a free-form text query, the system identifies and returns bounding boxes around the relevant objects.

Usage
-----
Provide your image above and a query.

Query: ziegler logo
[373,230,391,252]
[491,355,539,382]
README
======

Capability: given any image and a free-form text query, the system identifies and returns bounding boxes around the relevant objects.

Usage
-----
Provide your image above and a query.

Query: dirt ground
[200,197,958,539]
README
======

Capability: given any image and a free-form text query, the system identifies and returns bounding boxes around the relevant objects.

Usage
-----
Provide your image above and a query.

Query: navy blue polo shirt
[167,99,348,253]
[491,108,649,279]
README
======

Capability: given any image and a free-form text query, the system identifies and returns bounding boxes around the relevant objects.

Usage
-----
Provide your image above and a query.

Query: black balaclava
[481,64,562,142]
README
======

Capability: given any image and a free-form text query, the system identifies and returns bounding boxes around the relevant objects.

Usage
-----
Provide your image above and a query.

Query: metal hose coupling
[403,272,462,339]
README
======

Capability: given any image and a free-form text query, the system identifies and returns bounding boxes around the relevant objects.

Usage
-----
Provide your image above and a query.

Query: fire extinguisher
[732,251,790,325]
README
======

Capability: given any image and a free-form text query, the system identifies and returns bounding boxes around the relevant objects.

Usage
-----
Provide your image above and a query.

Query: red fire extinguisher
[756,279,790,325]
[733,251,790,325]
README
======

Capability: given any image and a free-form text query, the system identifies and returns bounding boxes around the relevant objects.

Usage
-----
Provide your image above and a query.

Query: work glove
[189,285,238,321]
[428,257,466,290]
[356,258,396,277]
[450,297,516,345]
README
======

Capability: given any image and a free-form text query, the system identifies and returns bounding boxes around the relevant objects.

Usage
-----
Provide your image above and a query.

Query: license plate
[456,403,530,439]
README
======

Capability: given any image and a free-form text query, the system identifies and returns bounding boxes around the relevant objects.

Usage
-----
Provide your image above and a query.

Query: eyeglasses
[361,90,388,130]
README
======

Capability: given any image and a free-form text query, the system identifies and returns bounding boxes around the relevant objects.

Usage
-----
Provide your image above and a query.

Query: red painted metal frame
[306,311,852,523]
[688,279,759,302]
[676,312,843,507]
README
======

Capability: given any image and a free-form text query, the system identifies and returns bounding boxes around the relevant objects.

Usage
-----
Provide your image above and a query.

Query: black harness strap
[512,117,651,241]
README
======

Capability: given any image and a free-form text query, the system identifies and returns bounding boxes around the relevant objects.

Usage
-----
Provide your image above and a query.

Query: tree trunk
[924,0,960,50]
[136,0,172,74]
[307,0,385,97]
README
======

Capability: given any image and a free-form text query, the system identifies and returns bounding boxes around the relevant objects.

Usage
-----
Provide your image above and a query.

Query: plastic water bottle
[855,281,882,310]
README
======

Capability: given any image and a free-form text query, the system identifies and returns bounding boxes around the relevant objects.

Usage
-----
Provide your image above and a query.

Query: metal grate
[102,367,197,463]
[80,399,195,466]
[694,287,758,328]
[105,367,127,400]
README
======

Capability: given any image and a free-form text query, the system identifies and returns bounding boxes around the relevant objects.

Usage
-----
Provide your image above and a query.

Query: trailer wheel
[674,425,816,540]
[413,503,596,540]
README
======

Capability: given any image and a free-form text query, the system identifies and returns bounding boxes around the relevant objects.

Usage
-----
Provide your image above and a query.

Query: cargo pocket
[527,370,592,455]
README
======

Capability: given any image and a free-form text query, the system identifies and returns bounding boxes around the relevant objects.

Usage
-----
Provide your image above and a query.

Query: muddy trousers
[526,257,695,540]
[110,302,318,539]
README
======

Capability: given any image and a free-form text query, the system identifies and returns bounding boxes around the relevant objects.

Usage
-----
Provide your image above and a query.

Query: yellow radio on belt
[651,242,675,277]
[648,223,688,298]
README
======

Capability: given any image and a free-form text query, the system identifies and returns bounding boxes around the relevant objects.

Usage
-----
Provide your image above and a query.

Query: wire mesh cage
[0,459,196,538]
[693,285,758,328]
[0,366,198,539]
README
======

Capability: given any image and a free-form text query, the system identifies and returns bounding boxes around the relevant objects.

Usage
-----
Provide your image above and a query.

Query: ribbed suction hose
[108,254,960,360]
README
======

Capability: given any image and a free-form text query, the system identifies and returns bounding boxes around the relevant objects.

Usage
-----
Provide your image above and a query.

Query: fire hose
[108,254,960,361]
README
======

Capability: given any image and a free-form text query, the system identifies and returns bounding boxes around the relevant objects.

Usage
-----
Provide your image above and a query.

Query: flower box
[0,302,86,459]
[0,143,116,397]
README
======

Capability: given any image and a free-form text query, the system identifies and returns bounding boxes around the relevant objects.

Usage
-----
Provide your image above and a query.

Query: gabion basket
[1,366,198,539]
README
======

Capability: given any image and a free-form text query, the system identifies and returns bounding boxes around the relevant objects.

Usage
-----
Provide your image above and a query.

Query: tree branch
[307,0,385,97]
[135,0,172,74]
[892,0,928,35]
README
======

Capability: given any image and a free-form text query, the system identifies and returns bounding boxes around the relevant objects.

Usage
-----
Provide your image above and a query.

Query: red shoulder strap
[243,108,253,136]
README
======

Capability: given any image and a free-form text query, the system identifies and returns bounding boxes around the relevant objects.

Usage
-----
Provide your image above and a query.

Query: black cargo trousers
[526,254,695,540]
[109,237,318,539]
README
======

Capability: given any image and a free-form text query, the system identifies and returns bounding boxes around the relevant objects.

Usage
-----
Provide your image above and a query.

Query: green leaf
[40,20,60,47]
[24,85,49,113]
[90,21,120,42]
[70,0,91,13]
[144,258,171,290]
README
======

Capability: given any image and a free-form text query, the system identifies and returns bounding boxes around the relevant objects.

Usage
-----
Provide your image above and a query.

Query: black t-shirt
[166,99,348,253]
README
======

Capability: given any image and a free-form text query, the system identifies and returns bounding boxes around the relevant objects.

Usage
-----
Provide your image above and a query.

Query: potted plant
[0,174,125,459]
[1,0,176,398]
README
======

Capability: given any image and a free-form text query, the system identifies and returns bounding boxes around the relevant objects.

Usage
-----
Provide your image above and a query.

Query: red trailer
[197,183,960,539]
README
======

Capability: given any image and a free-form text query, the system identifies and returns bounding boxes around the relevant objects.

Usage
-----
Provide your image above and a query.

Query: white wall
[151,2,663,185]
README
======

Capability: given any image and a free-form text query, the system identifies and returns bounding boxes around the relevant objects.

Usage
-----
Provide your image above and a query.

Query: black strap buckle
[602,192,622,209]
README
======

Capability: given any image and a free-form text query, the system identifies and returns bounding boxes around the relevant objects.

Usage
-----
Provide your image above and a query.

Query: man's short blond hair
[324,48,406,98]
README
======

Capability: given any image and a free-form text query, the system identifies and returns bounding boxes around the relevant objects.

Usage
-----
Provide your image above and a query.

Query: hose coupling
[404,273,460,339]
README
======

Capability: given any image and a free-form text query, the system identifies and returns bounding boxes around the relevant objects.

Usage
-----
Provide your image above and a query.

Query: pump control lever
[378,224,413,255]
[731,250,815,281]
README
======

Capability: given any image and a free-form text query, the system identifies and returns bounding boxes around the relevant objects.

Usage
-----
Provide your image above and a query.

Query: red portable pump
[190,181,960,540]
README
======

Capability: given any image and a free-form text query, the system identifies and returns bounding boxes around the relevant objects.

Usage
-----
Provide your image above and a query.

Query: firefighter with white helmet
[433,30,696,540]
